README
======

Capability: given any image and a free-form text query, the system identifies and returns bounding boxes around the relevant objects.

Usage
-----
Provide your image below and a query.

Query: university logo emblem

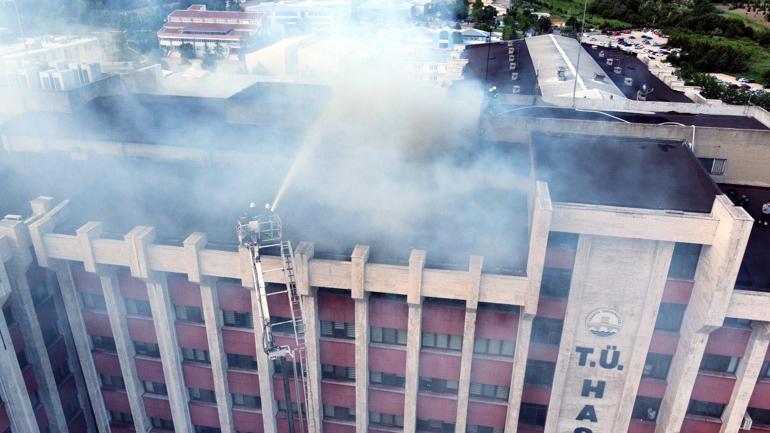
[586,308,623,337]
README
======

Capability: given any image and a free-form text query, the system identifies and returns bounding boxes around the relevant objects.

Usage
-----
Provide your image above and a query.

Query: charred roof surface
[462,41,539,96]
[721,184,770,293]
[532,132,719,213]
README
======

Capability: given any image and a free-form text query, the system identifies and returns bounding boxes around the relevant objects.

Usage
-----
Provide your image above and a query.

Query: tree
[471,0,484,19]
[473,4,498,27]
[536,16,552,33]
[451,0,469,20]
[179,43,196,60]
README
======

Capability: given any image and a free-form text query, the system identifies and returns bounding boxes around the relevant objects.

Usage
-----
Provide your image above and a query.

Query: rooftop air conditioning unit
[509,62,516,70]
[508,48,514,54]
[508,55,514,62]
[613,66,622,75]
[511,72,519,80]
[606,58,614,66]
[742,412,753,430]
[624,76,634,86]
[512,85,520,93]
[598,50,605,58]
[507,40,513,47]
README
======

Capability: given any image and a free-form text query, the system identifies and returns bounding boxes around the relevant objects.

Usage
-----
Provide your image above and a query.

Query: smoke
[0,12,534,274]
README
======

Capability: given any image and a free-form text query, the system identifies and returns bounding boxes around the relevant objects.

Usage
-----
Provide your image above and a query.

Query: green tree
[179,43,196,60]
[451,0,469,20]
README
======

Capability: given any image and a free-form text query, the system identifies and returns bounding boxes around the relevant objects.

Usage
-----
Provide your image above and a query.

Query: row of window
[632,397,728,422]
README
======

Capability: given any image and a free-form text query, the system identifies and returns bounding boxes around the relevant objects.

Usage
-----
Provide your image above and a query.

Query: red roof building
[157,4,264,56]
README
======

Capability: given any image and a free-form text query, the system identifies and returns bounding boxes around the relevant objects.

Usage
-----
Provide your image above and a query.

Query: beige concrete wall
[544,235,673,433]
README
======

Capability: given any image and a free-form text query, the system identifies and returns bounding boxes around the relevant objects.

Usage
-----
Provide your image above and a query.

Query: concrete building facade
[2,86,770,433]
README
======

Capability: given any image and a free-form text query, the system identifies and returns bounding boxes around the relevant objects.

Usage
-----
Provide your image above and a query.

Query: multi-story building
[1,55,770,433]
[157,5,264,58]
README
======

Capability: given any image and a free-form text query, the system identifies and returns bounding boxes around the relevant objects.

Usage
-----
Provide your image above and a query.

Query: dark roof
[582,44,692,103]
[720,184,770,293]
[462,41,539,96]
[1,94,302,150]
[493,105,769,130]
[532,132,719,212]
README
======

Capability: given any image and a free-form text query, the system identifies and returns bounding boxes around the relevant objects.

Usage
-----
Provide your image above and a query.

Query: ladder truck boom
[237,203,317,433]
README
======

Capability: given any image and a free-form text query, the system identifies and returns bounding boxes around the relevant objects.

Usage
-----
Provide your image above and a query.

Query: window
[699,354,739,374]
[321,364,355,381]
[687,400,726,419]
[195,426,221,433]
[109,410,133,424]
[421,332,462,351]
[30,282,50,305]
[632,396,661,421]
[175,305,204,323]
[655,303,687,333]
[474,338,514,357]
[540,268,572,298]
[531,317,563,346]
[277,400,306,415]
[371,326,407,346]
[761,361,770,379]
[81,292,106,311]
[668,243,702,280]
[3,305,14,327]
[17,350,28,369]
[100,374,125,390]
[64,398,80,420]
[370,411,404,428]
[643,353,672,380]
[547,232,578,250]
[150,417,174,430]
[323,405,355,421]
[223,310,253,328]
[42,326,60,346]
[182,347,210,364]
[29,390,40,408]
[273,360,305,377]
[320,320,354,339]
[519,403,547,427]
[420,377,459,395]
[134,341,160,358]
[698,157,727,176]
[232,393,261,409]
[469,382,509,401]
[466,425,503,433]
[416,418,455,433]
[189,387,217,403]
[723,318,752,329]
[524,360,556,386]
[270,316,295,334]
[143,381,168,396]
[92,335,117,352]
[53,362,71,384]
[227,353,258,370]
[370,371,405,388]
[125,299,152,317]
[747,407,770,427]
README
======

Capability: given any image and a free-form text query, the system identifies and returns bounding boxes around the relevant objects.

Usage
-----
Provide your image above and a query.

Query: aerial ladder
[237,203,317,433]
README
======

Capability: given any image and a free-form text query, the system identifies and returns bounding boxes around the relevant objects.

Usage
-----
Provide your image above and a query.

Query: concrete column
[185,233,235,433]
[0,261,40,433]
[125,226,193,433]
[403,250,426,433]
[653,312,716,433]
[100,271,151,433]
[239,245,278,433]
[656,196,753,433]
[504,313,534,433]
[1,217,70,433]
[719,321,770,433]
[455,256,483,433]
[200,279,235,433]
[612,240,675,433]
[51,260,109,433]
[351,245,370,433]
[295,242,322,433]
